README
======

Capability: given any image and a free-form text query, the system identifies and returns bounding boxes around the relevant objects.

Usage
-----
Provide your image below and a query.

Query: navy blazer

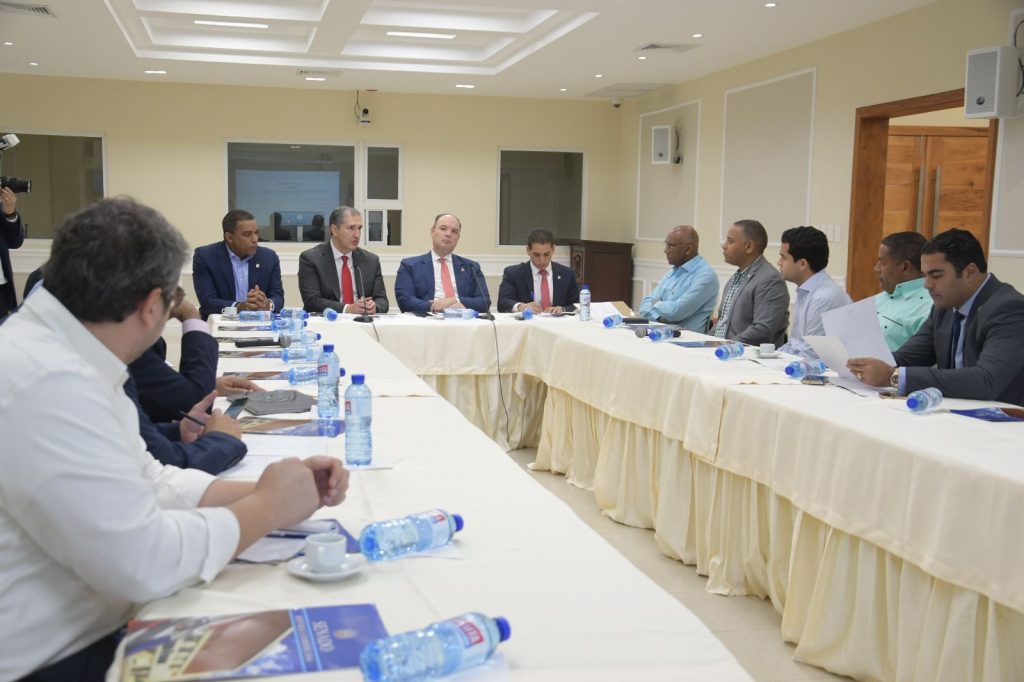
[893,274,1024,405]
[129,332,218,423]
[193,242,285,319]
[394,252,490,313]
[1,213,25,313]
[497,261,579,313]
[124,375,246,475]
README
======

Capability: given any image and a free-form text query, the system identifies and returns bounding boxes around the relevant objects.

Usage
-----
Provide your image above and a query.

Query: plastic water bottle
[603,314,623,328]
[289,365,344,386]
[345,374,373,466]
[279,307,309,319]
[579,285,591,321]
[714,342,745,360]
[906,387,943,413]
[519,307,534,320]
[359,509,464,561]
[648,327,678,343]
[323,308,339,321]
[317,344,341,420]
[239,310,272,322]
[281,330,321,346]
[360,612,510,682]
[271,317,306,333]
[785,359,828,379]
[281,345,319,363]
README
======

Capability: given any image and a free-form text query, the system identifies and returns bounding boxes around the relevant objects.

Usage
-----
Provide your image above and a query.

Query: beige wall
[622,0,1024,294]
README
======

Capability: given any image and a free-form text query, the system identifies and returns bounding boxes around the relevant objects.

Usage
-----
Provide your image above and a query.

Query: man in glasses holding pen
[872,231,931,351]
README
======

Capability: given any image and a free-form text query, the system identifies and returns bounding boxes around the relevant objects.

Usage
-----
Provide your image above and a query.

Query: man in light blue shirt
[873,231,931,351]
[777,225,851,356]
[638,225,718,332]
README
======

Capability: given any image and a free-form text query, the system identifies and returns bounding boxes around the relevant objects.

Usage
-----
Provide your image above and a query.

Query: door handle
[914,167,925,233]
[932,166,942,233]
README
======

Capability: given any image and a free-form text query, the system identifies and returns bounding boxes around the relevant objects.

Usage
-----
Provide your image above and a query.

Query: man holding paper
[873,231,932,351]
[848,229,1024,405]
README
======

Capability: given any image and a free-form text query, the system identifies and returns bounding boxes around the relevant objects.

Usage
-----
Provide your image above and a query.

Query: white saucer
[756,351,780,359]
[285,554,367,582]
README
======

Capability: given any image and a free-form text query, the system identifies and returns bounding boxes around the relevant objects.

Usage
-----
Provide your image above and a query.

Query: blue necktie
[949,310,965,368]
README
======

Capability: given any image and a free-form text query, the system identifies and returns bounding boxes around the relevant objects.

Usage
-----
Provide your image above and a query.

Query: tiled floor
[505,448,850,682]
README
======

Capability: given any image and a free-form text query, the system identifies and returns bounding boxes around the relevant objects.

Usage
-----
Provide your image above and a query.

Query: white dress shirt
[431,249,459,300]
[780,269,852,357]
[0,289,239,680]
[331,241,359,300]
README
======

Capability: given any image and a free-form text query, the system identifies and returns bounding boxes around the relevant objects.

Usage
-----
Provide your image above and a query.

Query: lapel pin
[256,263,261,269]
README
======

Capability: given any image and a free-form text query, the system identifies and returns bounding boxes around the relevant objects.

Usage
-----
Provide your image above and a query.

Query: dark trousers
[0,281,14,318]
[16,632,119,682]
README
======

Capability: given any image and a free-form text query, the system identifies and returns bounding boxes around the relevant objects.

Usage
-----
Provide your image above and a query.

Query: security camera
[358,107,372,126]
[0,134,19,151]
[611,98,623,109]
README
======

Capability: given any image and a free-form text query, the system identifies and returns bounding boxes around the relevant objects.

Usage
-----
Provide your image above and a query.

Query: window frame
[362,143,404,247]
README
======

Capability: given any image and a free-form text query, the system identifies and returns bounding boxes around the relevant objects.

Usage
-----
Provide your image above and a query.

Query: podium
[564,239,634,303]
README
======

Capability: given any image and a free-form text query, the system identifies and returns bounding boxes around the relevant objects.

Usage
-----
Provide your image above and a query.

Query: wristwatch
[889,367,900,391]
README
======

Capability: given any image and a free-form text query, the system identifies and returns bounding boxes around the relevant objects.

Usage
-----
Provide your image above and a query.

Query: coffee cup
[759,343,776,355]
[304,532,347,573]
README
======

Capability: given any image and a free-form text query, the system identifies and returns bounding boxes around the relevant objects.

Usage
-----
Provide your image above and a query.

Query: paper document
[803,335,855,378]
[822,298,895,363]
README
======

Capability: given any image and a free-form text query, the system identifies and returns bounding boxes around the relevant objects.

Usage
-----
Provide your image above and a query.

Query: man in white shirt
[0,198,349,682]
[777,225,852,357]
[394,213,490,313]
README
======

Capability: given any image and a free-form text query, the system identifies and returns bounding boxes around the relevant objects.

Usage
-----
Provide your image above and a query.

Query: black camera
[0,177,31,194]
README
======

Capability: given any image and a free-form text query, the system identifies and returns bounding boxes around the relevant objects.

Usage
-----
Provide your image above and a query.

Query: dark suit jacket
[297,243,389,314]
[717,255,790,346]
[124,375,246,475]
[129,332,218,423]
[497,261,579,313]
[893,275,1024,405]
[192,242,285,320]
[394,252,490,313]
[1,213,25,313]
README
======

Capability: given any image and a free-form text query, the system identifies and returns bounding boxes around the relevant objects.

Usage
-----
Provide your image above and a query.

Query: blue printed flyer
[120,604,386,681]
[238,418,344,437]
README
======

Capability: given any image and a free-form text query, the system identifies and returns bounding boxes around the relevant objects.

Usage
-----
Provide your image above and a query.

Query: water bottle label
[319,362,329,377]
[417,511,450,548]
[449,616,490,666]
[344,399,352,416]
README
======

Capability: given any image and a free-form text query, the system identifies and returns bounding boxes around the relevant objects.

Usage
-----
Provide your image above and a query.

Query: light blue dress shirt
[226,244,250,304]
[638,255,718,332]
[779,269,852,357]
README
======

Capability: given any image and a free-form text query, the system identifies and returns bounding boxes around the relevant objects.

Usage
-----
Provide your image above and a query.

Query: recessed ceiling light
[3,41,13,46]
[559,88,568,92]
[28,61,38,66]
[455,84,475,89]
[144,70,166,75]
[304,76,326,81]
[692,33,703,38]
[386,31,456,40]
[595,73,603,78]
[764,2,777,6]
[637,56,647,61]
[290,145,301,149]
[194,20,269,29]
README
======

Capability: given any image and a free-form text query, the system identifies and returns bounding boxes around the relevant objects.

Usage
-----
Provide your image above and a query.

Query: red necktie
[440,257,455,298]
[539,269,551,309]
[340,255,354,305]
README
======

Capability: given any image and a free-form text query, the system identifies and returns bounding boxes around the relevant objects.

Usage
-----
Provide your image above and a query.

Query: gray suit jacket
[893,275,1024,405]
[717,255,790,346]
[297,243,389,314]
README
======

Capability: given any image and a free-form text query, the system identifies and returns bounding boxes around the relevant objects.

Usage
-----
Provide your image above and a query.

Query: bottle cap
[906,396,920,410]
[352,374,365,385]
[339,368,346,378]
[784,363,797,376]
[452,513,464,532]
[582,284,589,289]
[494,617,511,642]
[323,343,334,352]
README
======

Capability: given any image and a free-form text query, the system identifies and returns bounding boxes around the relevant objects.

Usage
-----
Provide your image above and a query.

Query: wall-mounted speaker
[965,46,1022,118]
[651,125,681,165]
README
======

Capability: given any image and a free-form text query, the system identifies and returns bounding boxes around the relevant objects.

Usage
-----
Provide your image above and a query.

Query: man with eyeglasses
[638,225,718,332]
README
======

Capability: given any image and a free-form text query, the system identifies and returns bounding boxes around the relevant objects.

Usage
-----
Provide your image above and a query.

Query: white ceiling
[0,0,939,99]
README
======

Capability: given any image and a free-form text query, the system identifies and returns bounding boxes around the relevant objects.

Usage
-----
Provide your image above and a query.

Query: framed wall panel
[635,100,700,241]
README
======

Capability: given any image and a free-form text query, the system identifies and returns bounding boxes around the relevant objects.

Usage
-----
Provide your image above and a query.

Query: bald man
[638,225,719,331]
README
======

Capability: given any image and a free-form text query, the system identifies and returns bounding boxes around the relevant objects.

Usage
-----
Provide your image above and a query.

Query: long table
[325,312,1024,682]
[116,320,754,681]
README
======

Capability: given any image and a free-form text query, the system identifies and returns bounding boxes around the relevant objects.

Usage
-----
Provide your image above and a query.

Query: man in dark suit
[710,219,790,345]
[0,186,25,319]
[192,209,285,319]
[297,206,388,315]
[394,213,490,313]
[497,229,579,313]
[849,229,1024,405]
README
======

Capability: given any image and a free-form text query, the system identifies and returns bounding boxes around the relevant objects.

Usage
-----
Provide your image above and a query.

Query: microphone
[352,262,373,324]
[235,335,292,348]
[470,263,494,320]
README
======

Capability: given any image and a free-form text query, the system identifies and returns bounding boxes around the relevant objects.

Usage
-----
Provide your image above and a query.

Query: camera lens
[0,177,31,194]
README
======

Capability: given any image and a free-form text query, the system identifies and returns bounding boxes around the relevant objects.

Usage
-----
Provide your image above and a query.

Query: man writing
[637,225,718,331]
[0,198,348,681]
[497,229,579,314]
[298,206,389,315]
[849,228,1024,404]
